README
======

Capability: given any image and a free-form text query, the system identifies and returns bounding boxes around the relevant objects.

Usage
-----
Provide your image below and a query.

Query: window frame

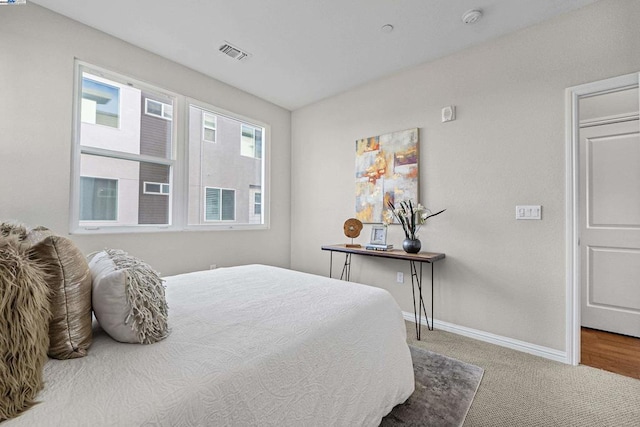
[202,111,217,143]
[186,98,269,231]
[71,61,178,233]
[144,98,173,121]
[70,61,270,234]
[79,176,119,222]
[254,191,262,215]
[240,124,262,158]
[203,187,236,222]
[143,181,171,195]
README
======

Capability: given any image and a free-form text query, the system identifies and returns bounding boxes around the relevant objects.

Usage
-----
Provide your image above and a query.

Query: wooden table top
[321,244,445,263]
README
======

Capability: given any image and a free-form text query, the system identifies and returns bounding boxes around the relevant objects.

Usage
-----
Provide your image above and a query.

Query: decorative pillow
[89,249,169,344]
[25,227,93,359]
[0,236,51,421]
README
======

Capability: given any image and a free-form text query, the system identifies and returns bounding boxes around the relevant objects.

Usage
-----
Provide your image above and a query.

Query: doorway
[566,73,640,369]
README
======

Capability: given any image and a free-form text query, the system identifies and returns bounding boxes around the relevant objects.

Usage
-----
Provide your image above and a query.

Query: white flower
[387,199,445,241]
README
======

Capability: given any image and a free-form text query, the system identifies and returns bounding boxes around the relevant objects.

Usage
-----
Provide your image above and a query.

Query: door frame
[565,72,639,365]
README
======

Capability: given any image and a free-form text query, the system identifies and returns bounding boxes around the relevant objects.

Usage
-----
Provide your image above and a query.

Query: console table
[321,244,445,340]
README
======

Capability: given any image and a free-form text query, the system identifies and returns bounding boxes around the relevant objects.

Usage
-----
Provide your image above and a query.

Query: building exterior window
[144,98,173,120]
[204,187,235,221]
[143,182,170,195]
[241,124,262,158]
[248,187,262,224]
[80,177,118,221]
[71,61,268,233]
[254,192,262,215]
[203,112,216,142]
[81,77,120,128]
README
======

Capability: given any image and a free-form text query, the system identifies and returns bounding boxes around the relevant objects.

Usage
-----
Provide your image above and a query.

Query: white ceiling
[31,0,599,110]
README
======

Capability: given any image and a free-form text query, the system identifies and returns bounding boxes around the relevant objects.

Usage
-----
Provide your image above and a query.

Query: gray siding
[140,91,172,157]
[139,92,172,225]
[138,162,170,225]
[202,115,261,223]
[188,106,263,224]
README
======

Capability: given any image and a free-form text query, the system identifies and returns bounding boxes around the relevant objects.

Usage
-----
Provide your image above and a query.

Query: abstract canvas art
[355,128,419,223]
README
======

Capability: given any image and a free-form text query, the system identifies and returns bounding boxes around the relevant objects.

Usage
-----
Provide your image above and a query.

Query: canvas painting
[355,128,419,223]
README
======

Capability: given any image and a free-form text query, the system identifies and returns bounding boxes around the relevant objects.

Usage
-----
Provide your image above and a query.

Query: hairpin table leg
[410,261,434,340]
[340,253,352,281]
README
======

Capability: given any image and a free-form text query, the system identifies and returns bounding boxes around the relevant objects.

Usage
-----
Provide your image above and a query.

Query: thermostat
[442,106,456,122]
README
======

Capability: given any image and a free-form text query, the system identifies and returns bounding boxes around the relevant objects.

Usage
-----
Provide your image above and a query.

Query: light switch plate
[516,205,542,220]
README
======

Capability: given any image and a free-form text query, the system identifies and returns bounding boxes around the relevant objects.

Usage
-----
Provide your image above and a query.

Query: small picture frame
[370,225,387,245]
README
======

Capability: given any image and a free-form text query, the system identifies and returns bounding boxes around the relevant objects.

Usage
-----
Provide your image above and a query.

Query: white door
[580,119,640,337]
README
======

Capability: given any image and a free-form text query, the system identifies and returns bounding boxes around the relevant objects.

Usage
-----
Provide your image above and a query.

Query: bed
[7,264,414,426]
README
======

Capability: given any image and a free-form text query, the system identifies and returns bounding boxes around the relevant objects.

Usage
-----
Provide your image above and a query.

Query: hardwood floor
[581,327,640,379]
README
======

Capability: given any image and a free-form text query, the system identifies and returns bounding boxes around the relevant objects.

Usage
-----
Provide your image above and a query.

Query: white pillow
[89,249,169,344]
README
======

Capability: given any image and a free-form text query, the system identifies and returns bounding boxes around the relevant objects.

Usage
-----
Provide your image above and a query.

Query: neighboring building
[187,105,263,225]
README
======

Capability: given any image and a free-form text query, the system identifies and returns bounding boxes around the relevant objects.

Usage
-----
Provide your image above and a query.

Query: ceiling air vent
[219,43,250,61]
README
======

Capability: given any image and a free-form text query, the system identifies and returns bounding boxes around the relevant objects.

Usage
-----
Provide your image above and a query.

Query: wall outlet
[396,272,404,283]
[209,264,217,270]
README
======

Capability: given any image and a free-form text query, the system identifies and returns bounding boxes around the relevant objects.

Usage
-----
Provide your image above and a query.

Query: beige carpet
[406,322,640,426]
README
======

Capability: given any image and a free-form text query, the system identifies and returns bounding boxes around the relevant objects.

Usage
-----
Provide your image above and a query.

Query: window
[143,182,170,195]
[73,64,174,229]
[204,188,235,221]
[80,177,118,221]
[254,192,262,215]
[81,77,120,128]
[241,124,262,158]
[203,112,216,142]
[71,62,268,233]
[248,187,261,224]
[145,98,173,120]
[188,103,266,227]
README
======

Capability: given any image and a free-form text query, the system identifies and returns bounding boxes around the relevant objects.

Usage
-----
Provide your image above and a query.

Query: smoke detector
[461,9,483,25]
[218,42,250,61]
[381,24,394,34]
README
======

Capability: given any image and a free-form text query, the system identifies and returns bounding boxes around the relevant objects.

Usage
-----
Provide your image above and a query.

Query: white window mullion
[203,112,217,143]
[145,98,173,120]
[80,145,175,167]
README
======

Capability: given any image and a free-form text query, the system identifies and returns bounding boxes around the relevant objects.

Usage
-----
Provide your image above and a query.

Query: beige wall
[0,4,291,275]
[291,0,640,352]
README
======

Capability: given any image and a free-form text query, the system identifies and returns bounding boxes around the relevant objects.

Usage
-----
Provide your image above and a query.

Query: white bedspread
[7,265,414,426]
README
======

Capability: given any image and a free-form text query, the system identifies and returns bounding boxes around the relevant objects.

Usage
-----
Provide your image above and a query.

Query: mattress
[7,264,414,426]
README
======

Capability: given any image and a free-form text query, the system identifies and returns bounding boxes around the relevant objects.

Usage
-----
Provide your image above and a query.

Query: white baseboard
[402,311,569,364]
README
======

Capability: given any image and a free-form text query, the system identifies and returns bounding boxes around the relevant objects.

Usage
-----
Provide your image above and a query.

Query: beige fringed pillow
[0,236,51,421]
[25,227,93,359]
[0,221,28,240]
[89,249,169,344]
